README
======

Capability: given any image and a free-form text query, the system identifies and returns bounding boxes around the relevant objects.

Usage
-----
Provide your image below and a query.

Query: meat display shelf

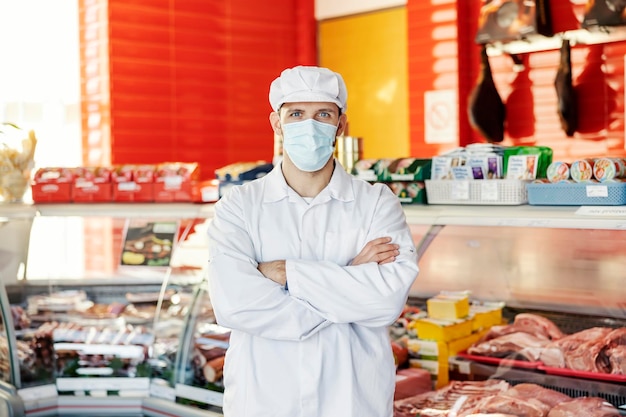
[537,365,626,384]
[465,361,626,413]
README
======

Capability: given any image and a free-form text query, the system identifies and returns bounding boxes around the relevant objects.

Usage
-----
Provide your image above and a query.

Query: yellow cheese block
[406,329,489,361]
[447,329,488,356]
[469,302,504,331]
[427,294,470,320]
[409,317,473,342]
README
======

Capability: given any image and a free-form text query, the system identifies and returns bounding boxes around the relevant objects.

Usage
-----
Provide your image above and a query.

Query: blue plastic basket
[527,181,626,206]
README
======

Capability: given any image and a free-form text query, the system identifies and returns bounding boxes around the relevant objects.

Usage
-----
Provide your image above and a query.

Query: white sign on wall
[424,89,457,144]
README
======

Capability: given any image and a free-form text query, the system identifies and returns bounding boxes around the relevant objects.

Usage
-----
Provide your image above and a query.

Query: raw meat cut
[547,396,620,417]
[512,313,564,341]
[607,345,626,374]
[504,383,571,408]
[468,332,550,361]
[459,393,549,417]
[540,327,612,368]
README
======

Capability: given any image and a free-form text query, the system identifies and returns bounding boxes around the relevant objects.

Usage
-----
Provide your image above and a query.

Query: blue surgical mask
[282,119,338,172]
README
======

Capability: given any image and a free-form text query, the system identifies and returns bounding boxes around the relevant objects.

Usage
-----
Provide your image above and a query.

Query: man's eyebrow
[282,105,338,114]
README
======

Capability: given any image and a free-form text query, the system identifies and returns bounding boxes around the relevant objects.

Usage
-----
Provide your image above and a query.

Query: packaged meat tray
[457,351,543,369]
[537,365,626,383]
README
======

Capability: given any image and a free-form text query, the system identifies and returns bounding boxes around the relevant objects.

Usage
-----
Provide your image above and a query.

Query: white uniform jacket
[207,162,419,417]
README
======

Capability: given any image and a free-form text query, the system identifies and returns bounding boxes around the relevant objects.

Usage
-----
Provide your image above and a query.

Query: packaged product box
[427,292,470,320]
[191,179,220,203]
[72,167,113,203]
[383,158,432,182]
[112,164,155,202]
[406,338,446,361]
[408,358,448,389]
[385,181,427,204]
[408,317,474,342]
[503,146,553,180]
[215,161,272,182]
[31,167,74,203]
[215,161,273,199]
[154,162,199,202]
[352,158,395,182]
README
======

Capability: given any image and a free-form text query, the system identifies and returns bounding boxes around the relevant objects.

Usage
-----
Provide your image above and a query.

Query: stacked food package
[352,157,431,204]
[390,293,504,389]
[424,145,553,205]
[214,160,273,198]
[31,162,218,203]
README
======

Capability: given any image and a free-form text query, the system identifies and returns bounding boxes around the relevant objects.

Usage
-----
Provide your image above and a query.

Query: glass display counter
[0,203,220,416]
[1,202,625,415]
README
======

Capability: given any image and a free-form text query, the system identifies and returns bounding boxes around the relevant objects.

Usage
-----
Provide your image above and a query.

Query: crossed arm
[257,237,400,286]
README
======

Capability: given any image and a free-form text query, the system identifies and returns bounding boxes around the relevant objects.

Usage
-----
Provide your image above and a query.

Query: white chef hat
[269,66,348,112]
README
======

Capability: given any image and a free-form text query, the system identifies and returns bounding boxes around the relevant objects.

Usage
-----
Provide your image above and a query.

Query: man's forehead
[281,102,339,112]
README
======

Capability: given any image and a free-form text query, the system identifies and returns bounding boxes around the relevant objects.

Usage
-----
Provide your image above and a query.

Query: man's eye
[290,111,302,117]
[319,112,330,118]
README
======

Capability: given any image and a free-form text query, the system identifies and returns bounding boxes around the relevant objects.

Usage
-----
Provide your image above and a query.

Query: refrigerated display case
[1,202,625,415]
[0,203,221,417]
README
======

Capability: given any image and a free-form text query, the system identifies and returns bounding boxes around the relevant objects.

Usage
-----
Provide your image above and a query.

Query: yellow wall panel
[319,7,409,159]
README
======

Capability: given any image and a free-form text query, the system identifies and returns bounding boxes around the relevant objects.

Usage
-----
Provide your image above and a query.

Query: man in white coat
[207,65,419,417]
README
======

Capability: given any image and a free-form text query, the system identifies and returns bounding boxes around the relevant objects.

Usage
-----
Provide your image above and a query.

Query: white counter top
[1,202,626,230]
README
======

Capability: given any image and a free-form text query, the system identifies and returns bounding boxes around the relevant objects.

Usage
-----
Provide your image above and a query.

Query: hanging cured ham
[573,44,617,136]
[554,38,577,137]
[468,45,506,143]
[506,54,536,141]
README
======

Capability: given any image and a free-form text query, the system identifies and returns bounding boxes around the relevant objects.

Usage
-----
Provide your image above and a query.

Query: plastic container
[527,181,626,206]
[425,179,528,205]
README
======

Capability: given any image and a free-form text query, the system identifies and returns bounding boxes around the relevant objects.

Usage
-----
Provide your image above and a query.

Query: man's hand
[350,237,399,266]
[258,260,287,286]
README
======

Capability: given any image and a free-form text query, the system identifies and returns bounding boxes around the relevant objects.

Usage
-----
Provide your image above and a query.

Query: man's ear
[336,113,348,136]
[269,112,282,135]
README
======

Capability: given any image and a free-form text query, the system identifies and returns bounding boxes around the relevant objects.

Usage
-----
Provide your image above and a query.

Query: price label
[586,185,608,198]
[451,181,470,200]
[480,181,498,201]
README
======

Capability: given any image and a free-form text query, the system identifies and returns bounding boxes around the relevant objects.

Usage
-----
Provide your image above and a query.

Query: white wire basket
[425,179,529,205]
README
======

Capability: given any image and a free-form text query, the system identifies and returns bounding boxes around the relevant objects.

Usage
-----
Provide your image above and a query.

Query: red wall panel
[80,0,316,180]
[408,0,626,161]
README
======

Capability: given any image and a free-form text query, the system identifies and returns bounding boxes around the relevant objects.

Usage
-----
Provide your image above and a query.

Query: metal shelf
[486,27,626,56]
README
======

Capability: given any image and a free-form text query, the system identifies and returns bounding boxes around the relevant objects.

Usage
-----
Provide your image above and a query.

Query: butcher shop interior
[1,0,626,416]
